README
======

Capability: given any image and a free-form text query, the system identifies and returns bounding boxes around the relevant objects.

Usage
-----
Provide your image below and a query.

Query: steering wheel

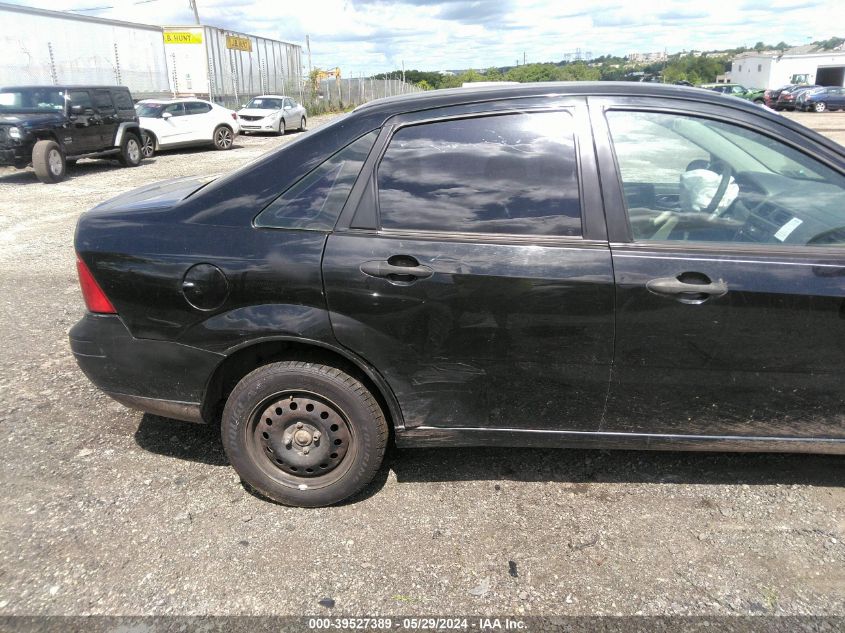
[703,160,734,218]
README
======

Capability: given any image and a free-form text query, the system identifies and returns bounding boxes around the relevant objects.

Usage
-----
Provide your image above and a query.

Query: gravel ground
[0,109,843,619]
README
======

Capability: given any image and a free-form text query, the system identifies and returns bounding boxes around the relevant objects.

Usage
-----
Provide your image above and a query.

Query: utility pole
[188,0,200,24]
[402,59,405,84]
[523,51,526,65]
[306,35,313,78]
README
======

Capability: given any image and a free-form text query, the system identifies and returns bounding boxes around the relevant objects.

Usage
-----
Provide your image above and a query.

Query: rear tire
[222,361,388,507]
[118,132,142,167]
[213,125,234,150]
[813,102,827,113]
[32,139,66,184]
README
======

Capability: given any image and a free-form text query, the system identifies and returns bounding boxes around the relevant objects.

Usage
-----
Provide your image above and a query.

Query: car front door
[65,89,100,153]
[282,98,295,128]
[157,103,187,144]
[323,100,615,433]
[591,96,845,440]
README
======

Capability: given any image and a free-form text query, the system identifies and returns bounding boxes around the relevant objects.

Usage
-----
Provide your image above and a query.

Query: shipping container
[0,2,170,98]
[163,26,303,108]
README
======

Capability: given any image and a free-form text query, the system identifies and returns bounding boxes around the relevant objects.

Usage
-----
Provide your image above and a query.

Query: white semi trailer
[0,2,170,99]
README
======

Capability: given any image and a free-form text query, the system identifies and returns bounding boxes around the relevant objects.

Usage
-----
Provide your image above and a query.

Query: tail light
[76,255,116,314]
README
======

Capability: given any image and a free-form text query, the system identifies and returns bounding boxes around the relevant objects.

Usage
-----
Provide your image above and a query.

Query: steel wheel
[214,126,233,150]
[222,361,388,507]
[246,392,355,486]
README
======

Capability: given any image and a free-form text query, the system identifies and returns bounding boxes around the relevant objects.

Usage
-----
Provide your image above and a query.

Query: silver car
[236,95,307,135]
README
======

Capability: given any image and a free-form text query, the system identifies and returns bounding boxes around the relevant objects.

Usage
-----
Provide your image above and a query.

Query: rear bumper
[69,313,223,423]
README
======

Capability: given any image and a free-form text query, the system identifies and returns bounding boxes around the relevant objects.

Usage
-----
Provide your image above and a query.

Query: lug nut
[284,435,292,448]
[302,448,310,455]
[313,431,321,443]
[296,422,304,429]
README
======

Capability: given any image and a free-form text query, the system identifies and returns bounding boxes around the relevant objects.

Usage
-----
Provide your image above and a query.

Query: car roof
[352,81,763,117]
[138,98,212,104]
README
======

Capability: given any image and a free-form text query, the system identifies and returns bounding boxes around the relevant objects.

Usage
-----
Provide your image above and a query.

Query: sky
[6,0,842,74]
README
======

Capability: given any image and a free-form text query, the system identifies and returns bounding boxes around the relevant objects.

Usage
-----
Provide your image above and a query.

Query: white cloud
[4,0,842,73]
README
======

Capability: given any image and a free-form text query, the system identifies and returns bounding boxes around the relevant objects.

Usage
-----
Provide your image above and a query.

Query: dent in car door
[323,102,615,432]
[591,98,845,439]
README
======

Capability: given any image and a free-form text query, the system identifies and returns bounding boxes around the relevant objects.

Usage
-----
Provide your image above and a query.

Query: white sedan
[136,99,239,157]
[237,95,307,135]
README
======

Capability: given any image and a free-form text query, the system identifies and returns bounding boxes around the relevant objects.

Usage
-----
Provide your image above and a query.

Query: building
[730,45,845,90]
[0,2,302,105]
[627,51,668,64]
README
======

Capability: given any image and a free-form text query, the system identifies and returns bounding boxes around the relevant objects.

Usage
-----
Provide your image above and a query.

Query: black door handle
[646,274,728,304]
[360,259,433,281]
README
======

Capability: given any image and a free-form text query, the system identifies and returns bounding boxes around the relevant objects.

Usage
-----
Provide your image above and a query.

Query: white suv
[237,95,307,135]
[136,99,239,157]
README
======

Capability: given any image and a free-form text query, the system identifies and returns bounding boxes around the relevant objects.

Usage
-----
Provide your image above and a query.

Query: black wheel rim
[245,391,356,489]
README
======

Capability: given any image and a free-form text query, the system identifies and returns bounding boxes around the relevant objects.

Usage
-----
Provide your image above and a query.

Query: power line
[68,0,163,14]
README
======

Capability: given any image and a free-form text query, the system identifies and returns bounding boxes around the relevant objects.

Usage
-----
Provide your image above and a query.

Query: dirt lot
[0,109,843,620]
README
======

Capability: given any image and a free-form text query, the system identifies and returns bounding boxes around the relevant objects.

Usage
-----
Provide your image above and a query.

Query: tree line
[370,37,845,89]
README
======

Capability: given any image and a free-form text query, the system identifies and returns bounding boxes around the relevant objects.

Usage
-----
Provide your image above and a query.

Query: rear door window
[111,90,134,113]
[377,112,582,236]
[186,101,212,115]
[93,90,115,115]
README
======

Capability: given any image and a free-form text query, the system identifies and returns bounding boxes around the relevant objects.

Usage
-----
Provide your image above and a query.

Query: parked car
[764,84,794,108]
[699,83,765,104]
[0,84,143,183]
[775,84,821,111]
[70,82,845,507]
[237,95,306,135]
[798,86,845,112]
[135,98,238,157]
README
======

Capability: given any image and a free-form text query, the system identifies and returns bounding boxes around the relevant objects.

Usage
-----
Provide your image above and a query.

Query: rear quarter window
[254,131,378,231]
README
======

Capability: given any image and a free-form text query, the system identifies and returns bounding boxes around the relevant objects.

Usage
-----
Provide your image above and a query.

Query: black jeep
[0,85,144,183]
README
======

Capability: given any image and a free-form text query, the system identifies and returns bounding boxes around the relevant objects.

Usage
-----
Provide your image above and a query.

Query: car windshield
[136,103,166,117]
[245,98,284,110]
[0,87,66,113]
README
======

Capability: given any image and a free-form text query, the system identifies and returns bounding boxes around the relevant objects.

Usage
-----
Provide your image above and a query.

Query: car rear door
[322,98,615,432]
[92,89,118,148]
[184,101,213,140]
[590,95,845,440]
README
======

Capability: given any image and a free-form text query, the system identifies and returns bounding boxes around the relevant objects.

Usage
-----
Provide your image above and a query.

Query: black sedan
[70,82,845,507]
